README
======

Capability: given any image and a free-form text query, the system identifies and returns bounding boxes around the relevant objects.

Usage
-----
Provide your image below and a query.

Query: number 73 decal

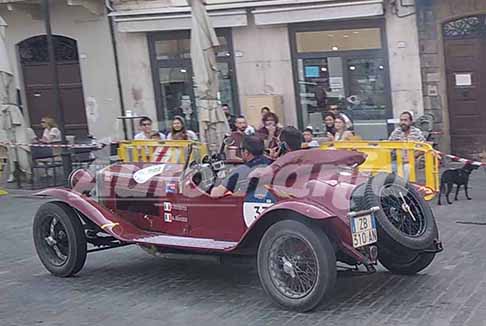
[243,202,274,227]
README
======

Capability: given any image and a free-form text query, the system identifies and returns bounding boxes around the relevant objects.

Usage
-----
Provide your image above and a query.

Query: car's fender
[261,200,335,221]
[36,188,144,242]
[235,200,337,250]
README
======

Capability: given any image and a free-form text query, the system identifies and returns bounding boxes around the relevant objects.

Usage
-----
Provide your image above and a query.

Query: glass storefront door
[156,62,237,133]
[292,23,392,140]
[149,30,239,134]
[345,57,388,140]
[297,57,346,132]
[158,66,196,133]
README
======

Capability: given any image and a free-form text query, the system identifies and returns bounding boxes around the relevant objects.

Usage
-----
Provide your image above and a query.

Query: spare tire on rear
[364,173,438,251]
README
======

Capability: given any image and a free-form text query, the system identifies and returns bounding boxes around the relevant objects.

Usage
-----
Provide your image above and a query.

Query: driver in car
[210,135,272,198]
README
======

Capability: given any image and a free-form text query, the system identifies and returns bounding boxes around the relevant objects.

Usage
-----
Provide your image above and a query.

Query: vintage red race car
[33,141,443,312]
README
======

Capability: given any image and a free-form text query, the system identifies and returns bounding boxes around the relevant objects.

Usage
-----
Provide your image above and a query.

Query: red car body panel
[38,149,374,262]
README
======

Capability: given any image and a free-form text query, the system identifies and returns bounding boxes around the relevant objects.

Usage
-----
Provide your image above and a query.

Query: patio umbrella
[0,17,31,182]
[186,0,229,153]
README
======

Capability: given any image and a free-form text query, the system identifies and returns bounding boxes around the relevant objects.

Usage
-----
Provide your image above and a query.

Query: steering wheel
[189,160,217,193]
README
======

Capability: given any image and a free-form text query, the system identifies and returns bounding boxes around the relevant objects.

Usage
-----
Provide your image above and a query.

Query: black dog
[438,163,479,205]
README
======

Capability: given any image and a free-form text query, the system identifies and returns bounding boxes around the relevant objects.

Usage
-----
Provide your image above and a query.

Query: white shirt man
[134,117,166,140]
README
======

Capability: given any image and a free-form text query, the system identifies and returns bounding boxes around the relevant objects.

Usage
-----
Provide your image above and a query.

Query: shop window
[296,28,382,53]
[149,30,238,133]
[291,22,392,140]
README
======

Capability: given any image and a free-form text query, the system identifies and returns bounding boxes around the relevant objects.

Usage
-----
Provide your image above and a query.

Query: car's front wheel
[257,220,336,312]
[33,202,87,277]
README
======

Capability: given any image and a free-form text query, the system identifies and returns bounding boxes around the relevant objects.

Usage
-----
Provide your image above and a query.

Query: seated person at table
[135,117,166,140]
[210,135,271,198]
[40,117,62,143]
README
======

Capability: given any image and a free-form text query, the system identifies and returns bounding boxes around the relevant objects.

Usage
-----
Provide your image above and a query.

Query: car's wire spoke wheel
[38,216,70,267]
[379,184,426,237]
[268,235,318,299]
[257,220,336,312]
[365,173,438,251]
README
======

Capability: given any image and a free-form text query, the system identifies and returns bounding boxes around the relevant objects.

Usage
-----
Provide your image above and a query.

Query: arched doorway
[443,15,486,158]
[18,35,88,137]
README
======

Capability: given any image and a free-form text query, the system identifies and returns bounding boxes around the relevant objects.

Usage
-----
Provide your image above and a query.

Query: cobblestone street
[2,170,486,326]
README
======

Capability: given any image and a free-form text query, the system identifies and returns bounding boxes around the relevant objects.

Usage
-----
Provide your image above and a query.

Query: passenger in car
[210,135,271,198]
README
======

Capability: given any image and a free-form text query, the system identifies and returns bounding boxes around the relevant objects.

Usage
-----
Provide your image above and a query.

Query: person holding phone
[249,126,304,178]
[256,112,281,153]
[264,126,303,161]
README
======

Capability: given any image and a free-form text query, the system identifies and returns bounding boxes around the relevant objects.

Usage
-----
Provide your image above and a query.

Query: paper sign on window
[329,77,344,90]
[455,73,472,87]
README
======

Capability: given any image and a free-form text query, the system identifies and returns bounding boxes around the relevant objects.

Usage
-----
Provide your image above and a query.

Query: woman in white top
[166,116,198,141]
[330,115,353,142]
[40,117,62,143]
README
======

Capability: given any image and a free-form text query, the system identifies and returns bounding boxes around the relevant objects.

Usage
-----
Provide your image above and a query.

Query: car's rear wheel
[33,202,87,277]
[378,246,435,275]
[257,220,336,312]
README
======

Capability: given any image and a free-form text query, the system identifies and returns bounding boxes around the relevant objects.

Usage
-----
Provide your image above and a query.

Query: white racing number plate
[350,214,378,248]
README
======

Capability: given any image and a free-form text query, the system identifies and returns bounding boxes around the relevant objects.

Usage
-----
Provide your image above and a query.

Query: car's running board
[133,234,238,251]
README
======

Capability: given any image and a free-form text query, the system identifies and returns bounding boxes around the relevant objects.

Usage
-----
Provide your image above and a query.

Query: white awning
[111,0,383,33]
[252,0,384,26]
[114,10,248,33]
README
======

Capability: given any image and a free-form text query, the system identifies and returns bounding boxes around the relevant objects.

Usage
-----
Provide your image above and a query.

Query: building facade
[112,0,425,141]
[0,0,123,141]
[417,0,486,158]
[1,0,427,144]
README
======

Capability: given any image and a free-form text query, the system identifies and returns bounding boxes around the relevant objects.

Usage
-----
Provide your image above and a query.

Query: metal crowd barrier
[117,140,208,164]
[320,141,440,200]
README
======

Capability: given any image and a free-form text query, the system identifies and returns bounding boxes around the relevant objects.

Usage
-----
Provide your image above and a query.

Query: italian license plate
[350,214,378,248]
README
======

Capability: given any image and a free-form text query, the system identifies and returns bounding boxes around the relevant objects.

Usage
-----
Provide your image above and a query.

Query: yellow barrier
[117,140,208,164]
[320,141,440,200]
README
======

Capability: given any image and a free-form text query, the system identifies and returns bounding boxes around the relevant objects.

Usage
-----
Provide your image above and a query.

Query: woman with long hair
[331,115,353,141]
[166,116,198,141]
[40,117,61,143]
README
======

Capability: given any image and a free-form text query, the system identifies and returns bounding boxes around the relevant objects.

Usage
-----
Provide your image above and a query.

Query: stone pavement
[2,170,486,326]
